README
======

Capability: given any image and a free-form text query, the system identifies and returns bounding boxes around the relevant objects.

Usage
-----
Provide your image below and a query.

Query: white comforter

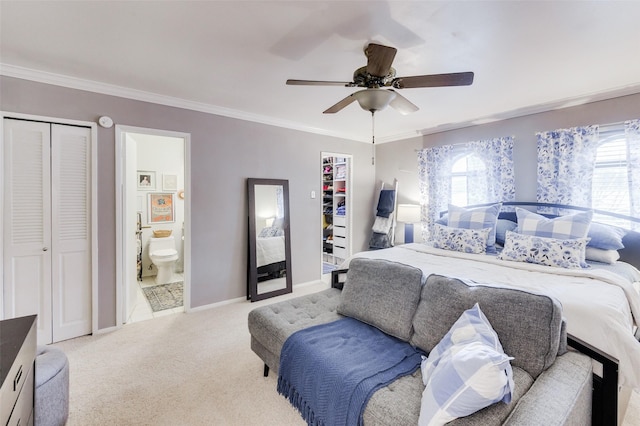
[348,243,640,390]
[256,236,286,268]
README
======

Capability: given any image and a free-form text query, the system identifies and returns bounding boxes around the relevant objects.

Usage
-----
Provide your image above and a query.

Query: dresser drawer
[333,226,346,238]
[0,316,36,424]
[333,246,347,260]
[333,215,346,227]
[6,364,33,426]
[333,236,346,249]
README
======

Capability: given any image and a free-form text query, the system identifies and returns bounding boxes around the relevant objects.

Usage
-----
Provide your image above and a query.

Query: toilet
[148,235,179,284]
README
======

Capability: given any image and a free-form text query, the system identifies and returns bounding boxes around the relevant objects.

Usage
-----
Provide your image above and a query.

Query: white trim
[115,125,191,327]
[4,63,640,144]
[1,63,356,141]
[0,111,98,336]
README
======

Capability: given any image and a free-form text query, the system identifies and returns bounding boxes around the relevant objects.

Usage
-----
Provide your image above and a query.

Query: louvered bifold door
[51,124,92,342]
[3,119,53,344]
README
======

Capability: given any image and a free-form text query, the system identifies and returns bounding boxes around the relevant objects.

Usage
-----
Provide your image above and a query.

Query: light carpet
[52,279,639,425]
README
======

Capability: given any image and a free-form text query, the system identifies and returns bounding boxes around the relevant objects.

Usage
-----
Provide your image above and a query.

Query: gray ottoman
[35,346,69,426]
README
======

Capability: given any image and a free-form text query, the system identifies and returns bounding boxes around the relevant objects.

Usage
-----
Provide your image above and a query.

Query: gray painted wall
[1,76,375,330]
[376,92,640,209]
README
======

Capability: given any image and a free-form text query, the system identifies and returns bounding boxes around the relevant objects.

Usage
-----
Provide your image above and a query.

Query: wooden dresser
[1,315,37,426]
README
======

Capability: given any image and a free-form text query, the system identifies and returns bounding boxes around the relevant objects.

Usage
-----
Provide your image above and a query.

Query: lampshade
[397,204,421,223]
[353,89,396,112]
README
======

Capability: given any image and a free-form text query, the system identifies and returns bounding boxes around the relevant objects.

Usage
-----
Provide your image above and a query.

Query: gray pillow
[338,258,423,342]
[410,274,564,379]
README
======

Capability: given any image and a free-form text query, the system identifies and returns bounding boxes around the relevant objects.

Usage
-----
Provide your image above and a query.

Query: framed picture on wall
[148,193,175,223]
[163,174,178,191]
[137,171,156,190]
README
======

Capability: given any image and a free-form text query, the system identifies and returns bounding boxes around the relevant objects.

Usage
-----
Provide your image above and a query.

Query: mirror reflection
[247,178,292,301]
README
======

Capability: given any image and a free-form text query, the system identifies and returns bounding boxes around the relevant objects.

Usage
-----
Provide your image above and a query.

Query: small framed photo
[148,193,175,223]
[162,174,178,191]
[137,171,156,190]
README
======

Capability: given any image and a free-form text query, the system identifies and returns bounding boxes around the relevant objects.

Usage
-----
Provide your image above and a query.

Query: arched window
[592,135,631,227]
[450,153,486,206]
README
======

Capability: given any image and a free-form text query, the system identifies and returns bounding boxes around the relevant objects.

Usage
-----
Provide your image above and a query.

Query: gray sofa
[248,258,594,425]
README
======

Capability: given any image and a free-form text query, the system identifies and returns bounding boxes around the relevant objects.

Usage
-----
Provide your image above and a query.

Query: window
[592,132,631,227]
[450,153,486,206]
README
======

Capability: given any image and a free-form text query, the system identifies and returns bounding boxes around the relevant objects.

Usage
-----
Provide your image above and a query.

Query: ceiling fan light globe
[354,89,396,112]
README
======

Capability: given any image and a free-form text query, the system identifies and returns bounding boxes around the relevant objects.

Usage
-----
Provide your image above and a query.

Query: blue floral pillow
[258,226,283,238]
[431,224,490,254]
[498,231,589,269]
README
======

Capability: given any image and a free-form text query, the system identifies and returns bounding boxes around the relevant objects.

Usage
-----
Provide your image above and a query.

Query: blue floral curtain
[417,137,514,239]
[626,119,640,222]
[465,138,516,205]
[276,186,284,218]
[418,145,453,239]
[536,125,599,214]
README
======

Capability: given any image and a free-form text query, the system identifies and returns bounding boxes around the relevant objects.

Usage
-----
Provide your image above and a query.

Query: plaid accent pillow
[419,303,514,425]
[516,208,593,240]
[447,203,501,253]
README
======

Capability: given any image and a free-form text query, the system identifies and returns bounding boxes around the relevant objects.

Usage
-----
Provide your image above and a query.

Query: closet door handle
[43,247,48,251]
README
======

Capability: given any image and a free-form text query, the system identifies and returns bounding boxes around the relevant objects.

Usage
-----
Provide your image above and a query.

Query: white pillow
[418,304,514,426]
[430,224,490,254]
[498,230,589,269]
[585,246,620,264]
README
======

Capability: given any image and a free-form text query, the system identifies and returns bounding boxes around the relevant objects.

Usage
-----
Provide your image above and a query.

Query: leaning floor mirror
[247,178,292,301]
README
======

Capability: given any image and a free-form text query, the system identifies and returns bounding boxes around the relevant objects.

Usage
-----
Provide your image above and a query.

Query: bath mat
[143,281,183,312]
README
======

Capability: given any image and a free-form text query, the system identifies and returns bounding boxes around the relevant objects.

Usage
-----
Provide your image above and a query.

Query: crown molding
[3,63,639,145]
[0,63,364,142]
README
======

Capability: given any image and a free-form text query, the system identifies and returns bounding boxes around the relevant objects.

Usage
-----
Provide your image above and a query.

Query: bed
[344,202,640,422]
[256,234,286,281]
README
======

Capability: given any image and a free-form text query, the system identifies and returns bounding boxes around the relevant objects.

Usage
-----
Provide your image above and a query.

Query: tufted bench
[248,287,342,376]
[35,346,69,426]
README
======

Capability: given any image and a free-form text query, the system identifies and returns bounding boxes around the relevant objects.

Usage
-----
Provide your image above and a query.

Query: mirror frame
[247,178,292,301]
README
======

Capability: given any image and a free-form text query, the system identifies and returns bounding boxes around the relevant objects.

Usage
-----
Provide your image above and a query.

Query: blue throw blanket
[277,317,422,426]
[376,189,396,218]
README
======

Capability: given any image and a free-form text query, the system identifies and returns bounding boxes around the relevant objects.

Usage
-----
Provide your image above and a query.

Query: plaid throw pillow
[447,203,501,253]
[516,208,592,240]
[419,303,514,425]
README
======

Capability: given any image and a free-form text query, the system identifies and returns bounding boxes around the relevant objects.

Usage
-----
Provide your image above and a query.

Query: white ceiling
[2,1,640,143]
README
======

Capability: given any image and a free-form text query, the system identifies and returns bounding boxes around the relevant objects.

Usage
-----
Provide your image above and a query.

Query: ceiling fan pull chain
[371,111,376,165]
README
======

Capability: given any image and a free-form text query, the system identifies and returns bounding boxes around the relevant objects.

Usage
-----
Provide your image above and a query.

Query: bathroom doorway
[115,126,190,325]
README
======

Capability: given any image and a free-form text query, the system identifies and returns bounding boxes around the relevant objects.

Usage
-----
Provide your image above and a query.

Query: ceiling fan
[286,43,474,115]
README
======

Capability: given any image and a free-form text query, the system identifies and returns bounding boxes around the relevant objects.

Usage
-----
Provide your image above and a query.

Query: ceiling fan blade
[323,94,357,114]
[286,79,351,87]
[365,43,397,77]
[394,72,474,89]
[388,90,419,115]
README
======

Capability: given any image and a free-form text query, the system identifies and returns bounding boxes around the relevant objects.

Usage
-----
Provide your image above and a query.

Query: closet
[321,154,351,265]
[3,118,92,345]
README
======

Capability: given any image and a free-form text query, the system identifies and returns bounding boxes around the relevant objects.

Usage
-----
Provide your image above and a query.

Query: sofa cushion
[410,275,563,379]
[337,258,423,341]
[362,365,534,426]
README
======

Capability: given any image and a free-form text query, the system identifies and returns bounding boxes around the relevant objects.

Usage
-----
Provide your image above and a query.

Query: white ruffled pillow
[419,303,514,426]
[498,231,589,269]
[431,224,490,254]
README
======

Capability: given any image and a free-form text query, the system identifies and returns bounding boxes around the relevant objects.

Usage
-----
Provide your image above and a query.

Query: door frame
[0,111,98,334]
[115,125,191,325]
